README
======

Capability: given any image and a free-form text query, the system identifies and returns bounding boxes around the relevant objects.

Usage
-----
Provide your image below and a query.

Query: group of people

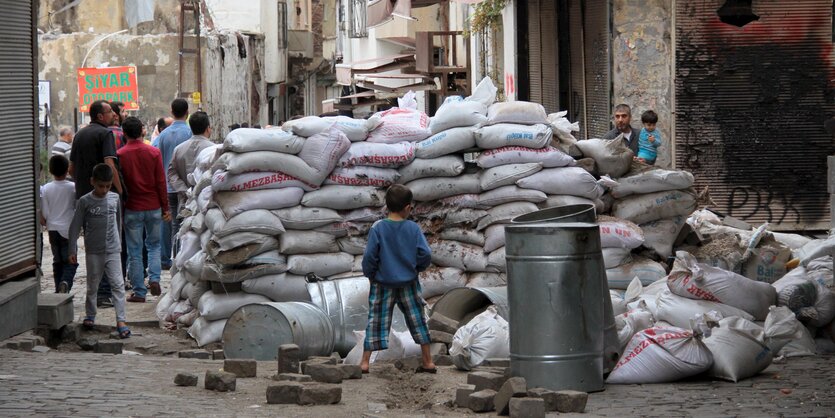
[603,103,663,165]
[39,98,216,338]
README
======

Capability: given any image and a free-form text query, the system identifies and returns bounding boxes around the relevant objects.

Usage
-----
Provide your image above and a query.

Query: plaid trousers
[364,280,431,351]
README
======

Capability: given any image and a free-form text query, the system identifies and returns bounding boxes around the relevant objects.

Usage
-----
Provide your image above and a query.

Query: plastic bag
[449,307,510,370]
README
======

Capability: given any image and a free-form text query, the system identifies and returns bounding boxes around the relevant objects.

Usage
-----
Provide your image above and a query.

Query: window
[350,0,367,38]
[278,1,288,48]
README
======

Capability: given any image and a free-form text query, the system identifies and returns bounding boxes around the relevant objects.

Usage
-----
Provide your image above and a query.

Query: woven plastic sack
[415,127,477,159]
[474,123,552,150]
[607,326,713,384]
[397,155,465,184]
[367,108,432,143]
[476,145,574,169]
[337,141,415,168]
[223,128,305,153]
[486,101,548,125]
[449,307,510,370]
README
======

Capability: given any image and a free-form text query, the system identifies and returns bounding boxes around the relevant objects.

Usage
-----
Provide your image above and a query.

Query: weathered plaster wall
[612,0,674,168]
[38,0,181,35]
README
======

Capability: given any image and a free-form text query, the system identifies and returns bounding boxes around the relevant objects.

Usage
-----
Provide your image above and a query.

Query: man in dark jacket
[602,103,640,155]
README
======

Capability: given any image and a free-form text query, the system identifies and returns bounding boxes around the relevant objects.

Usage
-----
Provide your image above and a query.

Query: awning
[335,53,416,85]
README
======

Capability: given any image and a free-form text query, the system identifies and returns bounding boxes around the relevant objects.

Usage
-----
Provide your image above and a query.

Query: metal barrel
[431,287,509,324]
[511,204,621,375]
[222,301,334,361]
[306,276,406,356]
[505,221,605,392]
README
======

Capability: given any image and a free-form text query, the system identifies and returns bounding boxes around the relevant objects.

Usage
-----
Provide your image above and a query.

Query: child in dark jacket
[361,184,435,374]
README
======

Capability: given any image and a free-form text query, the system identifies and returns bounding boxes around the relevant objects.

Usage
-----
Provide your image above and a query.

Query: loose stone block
[339,364,363,380]
[178,349,211,359]
[212,349,225,360]
[467,371,506,391]
[484,358,511,368]
[554,390,588,413]
[174,373,198,387]
[509,398,545,418]
[527,387,559,412]
[305,363,344,384]
[434,354,454,366]
[77,337,97,351]
[224,359,257,378]
[468,389,497,413]
[204,370,237,392]
[273,373,312,382]
[300,356,336,374]
[428,313,459,334]
[266,382,303,404]
[494,377,527,415]
[429,330,454,344]
[94,340,123,354]
[60,323,81,343]
[455,384,476,408]
[298,383,342,405]
[278,344,302,374]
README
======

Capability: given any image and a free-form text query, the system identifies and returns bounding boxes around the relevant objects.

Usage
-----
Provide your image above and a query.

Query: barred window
[350,0,368,38]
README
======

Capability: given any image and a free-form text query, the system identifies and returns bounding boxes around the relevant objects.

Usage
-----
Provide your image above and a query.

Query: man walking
[603,103,641,154]
[168,111,214,193]
[52,126,73,159]
[155,98,191,269]
[117,117,171,302]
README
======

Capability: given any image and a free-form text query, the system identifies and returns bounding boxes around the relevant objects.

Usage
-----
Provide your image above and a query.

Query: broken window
[717,0,760,27]
[350,0,368,38]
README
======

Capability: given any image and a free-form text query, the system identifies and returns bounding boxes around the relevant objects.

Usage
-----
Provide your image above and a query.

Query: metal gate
[0,0,38,282]
[675,0,835,230]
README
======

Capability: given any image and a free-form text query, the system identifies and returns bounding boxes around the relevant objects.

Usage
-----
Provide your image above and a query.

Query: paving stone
[455,384,476,408]
[298,383,342,405]
[204,370,236,392]
[554,390,588,413]
[394,356,422,371]
[467,371,507,391]
[2,341,19,349]
[178,349,211,359]
[93,341,123,354]
[468,389,497,413]
[434,354,454,366]
[339,364,363,380]
[224,359,257,378]
[329,352,342,363]
[212,350,225,360]
[273,373,312,382]
[61,323,82,343]
[31,346,50,353]
[484,358,510,368]
[174,373,198,387]
[301,357,338,374]
[429,330,453,344]
[430,343,448,356]
[17,339,35,351]
[428,312,459,334]
[509,397,545,418]
[266,382,303,404]
[278,344,301,374]
[76,337,96,351]
[305,363,344,384]
[527,387,559,411]
[494,377,527,415]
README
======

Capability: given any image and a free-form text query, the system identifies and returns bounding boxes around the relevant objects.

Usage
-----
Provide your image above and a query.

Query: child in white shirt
[40,155,77,293]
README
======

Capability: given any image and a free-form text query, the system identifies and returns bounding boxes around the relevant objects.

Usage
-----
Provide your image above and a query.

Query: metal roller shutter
[528,0,543,105]
[0,0,38,281]
[675,0,835,230]
[540,0,559,113]
[582,0,610,139]
[568,0,586,139]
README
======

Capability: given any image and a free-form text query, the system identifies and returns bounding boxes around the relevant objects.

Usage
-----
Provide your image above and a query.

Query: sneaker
[57,282,69,294]
[149,281,161,297]
[126,294,146,303]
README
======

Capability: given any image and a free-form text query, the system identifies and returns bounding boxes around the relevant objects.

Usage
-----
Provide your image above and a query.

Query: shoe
[124,282,132,291]
[126,295,146,303]
[57,282,69,294]
[149,281,161,297]
[161,263,172,270]
[97,297,114,308]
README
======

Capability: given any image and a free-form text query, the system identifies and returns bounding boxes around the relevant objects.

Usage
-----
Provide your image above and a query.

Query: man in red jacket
[117,117,172,302]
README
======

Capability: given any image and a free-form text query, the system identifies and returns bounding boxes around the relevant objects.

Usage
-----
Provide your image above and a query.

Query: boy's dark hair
[385,184,413,212]
[156,117,168,132]
[48,155,69,177]
[121,116,143,140]
[110,101,125,123]
[240,122,250,128]
[171,98,189,118]
[89,100,109,121]
[92,163,113,182]
[228,123,240,131]
[189,111,210,135]
[641,110,658,124]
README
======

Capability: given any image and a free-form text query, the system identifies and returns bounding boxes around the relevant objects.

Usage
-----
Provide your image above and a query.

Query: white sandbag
[344,330,421,365]
[467,76,498,108]
[438,227,486,247]
[202,260,288,283]
[214,188,304,218]
[449,307,510,370]
[337,235,368,255]
[478,186,547,208]
[313,221,371,238]
[441,208,489,227]
[195,143,223,170]
[574,136,634,178]
[537,195,603,214]
[467,272,507,287]
[741,236,792,284]
[778,325,817,357]
[340,207,384,223]
[612,189,698,225]
[177,309,199,327]
[197,291,271,321]
[223,128,305,153]
[301,186,386,210]
[704,316,773,382]
[615,301,655,350]
[397,156,465,184]
[185,281,210,307]
[287,252,355,277]
[611,290,627,316]
[414,127,477,159]
[483,224,506,253]
[241,273,311,302]
[546,111,580,143]
[406,174,481,202]
[279,230,340,254]
[771,231,813,253]
[212,171,318,192]
[476,146,574,169]
[197,186,213,214]
[437,194,484,210]
[763,306,811,355]
[213,151,323,185]
[239,249,286,267]
[486,101,547,126]
[208,230,278,254]
[367,108,432,143]
[212,209,285,238]
[474,123,552,150]
[655,290,755,329]
[325,166,400,187]
[516,167,604,200]
[165,299,194,323]
[487,247,506,273]
[479,163,543,191]
[476,202,540,231]
[640,216,687,258]
[155,293,175,322]
[337,141,415,168]
[297,126,352,177]
[429,100,487,134]
[598,215,645,249]
[175,231,201,270]
[667,251,777,320]
[430,240,489,271]
[190,212,206,234]
[611,169,695,198]
[603,247,633,269]
[607,326,713,384]
[183,251,204,283]
[419,267,467,299]
[188,317,228,347]
[283,115,377,141]
[272,206,343,230]
[169,272,188,301]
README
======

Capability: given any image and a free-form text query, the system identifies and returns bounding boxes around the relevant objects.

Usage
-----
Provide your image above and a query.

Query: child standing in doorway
[637,110,662,165]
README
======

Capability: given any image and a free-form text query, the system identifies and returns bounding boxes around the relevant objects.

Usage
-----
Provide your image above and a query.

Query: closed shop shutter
[528,0,543,104]
[582,0,610,138]
[568,0,586,139]
[539,0,559,113]
[0,0,37,281]
[675,0,835,230]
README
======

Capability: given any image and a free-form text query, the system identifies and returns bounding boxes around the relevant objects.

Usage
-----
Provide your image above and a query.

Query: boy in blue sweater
[637,110,662,165]
[361,184,435,374]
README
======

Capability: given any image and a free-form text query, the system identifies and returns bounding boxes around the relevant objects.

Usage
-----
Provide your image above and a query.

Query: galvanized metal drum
[222,302,334,361]
[307,276,407,355]
[505,221,605,392]
[431,287,509,325]
[512,204,621,375]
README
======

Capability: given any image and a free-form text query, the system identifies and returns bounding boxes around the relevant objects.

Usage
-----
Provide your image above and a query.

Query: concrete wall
[38,0,182,35]
[612,0,674,168]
